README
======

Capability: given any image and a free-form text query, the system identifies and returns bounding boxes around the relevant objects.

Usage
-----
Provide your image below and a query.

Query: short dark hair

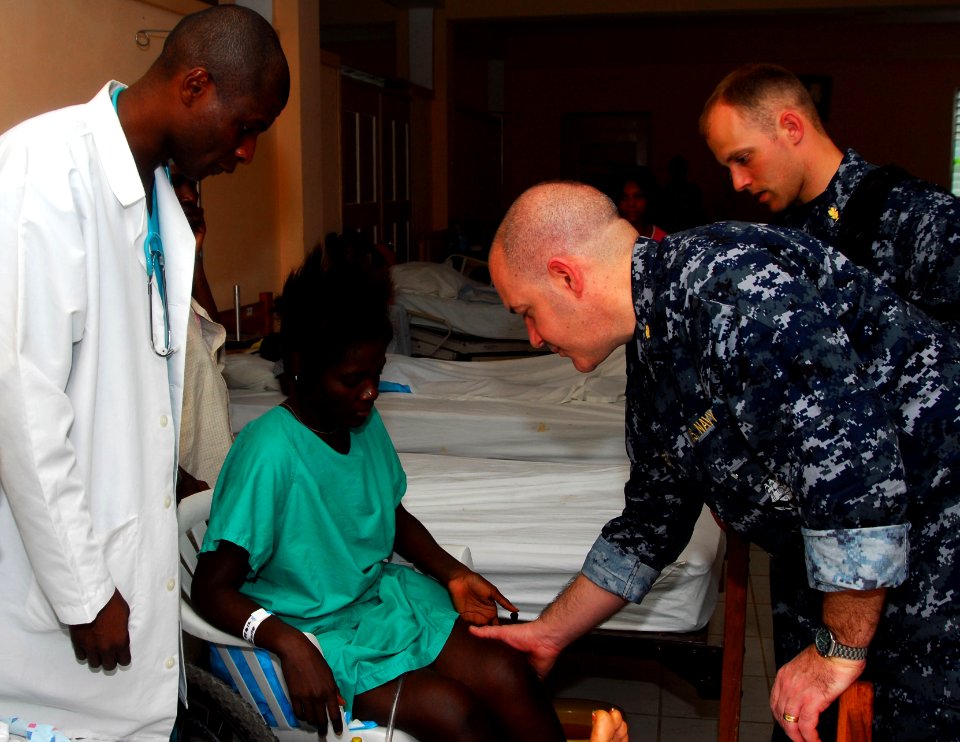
[495,180,622,277]
[158,4,289,106]
[278,241,394,374]
[613,165,659,199]
[700,62,823,136]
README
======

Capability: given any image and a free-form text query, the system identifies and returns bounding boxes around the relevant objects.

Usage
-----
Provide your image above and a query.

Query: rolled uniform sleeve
[802,523,909,591]
[582,534,663,603]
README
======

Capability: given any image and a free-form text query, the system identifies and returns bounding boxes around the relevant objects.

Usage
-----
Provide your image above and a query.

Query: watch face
[814,627,868,660]
[815,627,833,657]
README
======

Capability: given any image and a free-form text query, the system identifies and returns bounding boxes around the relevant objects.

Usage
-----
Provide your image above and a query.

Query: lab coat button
[163,495,172,509]
[166,578,176,591]
[165,657,175,669]
[160,414,169,427]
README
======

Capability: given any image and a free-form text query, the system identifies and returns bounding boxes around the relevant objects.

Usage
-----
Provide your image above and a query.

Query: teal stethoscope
[112,85,175,357]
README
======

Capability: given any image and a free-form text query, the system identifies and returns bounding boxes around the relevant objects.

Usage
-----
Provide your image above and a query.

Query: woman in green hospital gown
[190,244,566,742]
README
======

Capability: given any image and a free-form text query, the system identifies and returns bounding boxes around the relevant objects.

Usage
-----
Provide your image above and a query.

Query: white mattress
[381,349,626,404]
[228,351,630,463]
[400,453,724,633]
[396,291,529,340]
[390,260,527,341]
[222,347,627,405]
[229,390,627,464]
[383,394,627,463]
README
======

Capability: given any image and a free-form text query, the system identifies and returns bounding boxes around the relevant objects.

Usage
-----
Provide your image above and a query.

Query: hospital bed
[222,349,750,741]
[390,259,547,360]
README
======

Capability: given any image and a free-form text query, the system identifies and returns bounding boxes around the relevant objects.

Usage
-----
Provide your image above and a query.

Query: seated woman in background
[190,246,567,741]
[615,165,668,242]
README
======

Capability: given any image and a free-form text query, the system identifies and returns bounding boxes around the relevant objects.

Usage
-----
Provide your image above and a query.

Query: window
[952,88,960,197]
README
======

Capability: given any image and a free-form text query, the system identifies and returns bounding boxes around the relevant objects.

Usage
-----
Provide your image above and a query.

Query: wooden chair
[837,681,874,742]
[717,528,750,742]
[716,532,873,742]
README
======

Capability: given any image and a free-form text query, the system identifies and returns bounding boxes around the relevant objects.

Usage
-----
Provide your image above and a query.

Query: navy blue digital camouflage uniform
[781,148,960,329]
[580,222,960,740]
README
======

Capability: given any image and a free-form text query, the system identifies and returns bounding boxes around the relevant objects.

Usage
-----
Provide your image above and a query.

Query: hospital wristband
[242,608,273,644]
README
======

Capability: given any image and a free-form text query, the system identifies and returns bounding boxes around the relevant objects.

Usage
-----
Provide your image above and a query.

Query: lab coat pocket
[23,515,142,631]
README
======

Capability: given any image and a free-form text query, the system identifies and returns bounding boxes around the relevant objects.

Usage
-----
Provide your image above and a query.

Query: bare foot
[590,708,628,742]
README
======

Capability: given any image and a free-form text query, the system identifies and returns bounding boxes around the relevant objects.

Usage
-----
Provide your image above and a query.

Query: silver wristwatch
[814,626,868,661]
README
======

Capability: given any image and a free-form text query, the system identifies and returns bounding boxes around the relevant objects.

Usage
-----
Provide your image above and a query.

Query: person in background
[170,165,233,503]
[613,165,668,242]
[0,5,289,739]
[473,181,960,742]
[191,247,567,741]
[700,62,960,328]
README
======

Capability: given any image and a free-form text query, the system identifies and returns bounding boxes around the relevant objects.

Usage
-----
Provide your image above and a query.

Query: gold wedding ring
[782,712,800,723]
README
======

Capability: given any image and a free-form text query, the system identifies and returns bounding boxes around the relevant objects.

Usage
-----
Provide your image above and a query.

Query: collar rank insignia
[764,477,796,510]
[827,205,840,221]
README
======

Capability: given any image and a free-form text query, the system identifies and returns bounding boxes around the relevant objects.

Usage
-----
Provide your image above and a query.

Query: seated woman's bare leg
[430,619,566,742]
[352,667,501,742]
[352,620,564,741]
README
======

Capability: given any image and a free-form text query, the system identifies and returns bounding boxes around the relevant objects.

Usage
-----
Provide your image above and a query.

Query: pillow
[222,353,281,391]
[390,261,473,298]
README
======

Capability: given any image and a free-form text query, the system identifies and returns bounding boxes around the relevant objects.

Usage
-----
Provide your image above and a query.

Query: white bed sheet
[228,351,630,462]
[229,390,627,464]
[396,291,529,340]
[400,453,724,633]
[384,394,627,463]
[381,348,626,404]
[390,260,527,341]
[222,348,627,404]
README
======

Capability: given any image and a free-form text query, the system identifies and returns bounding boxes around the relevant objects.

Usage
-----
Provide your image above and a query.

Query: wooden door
[341,76,412,262]
[560,112,651,192]
[380,90,412,262]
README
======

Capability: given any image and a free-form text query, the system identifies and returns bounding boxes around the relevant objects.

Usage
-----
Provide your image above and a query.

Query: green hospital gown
[200,406,458,708]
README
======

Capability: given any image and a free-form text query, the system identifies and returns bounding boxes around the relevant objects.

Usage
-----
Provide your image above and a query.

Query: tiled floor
[547,544,775,741]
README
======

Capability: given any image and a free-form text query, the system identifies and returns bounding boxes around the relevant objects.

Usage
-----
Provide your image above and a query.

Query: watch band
[815,626,868,661]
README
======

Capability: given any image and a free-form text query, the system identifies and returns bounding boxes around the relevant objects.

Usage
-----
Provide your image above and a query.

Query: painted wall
[445,0,960,19]
[0,0,324,312]
[0,1,183,133]
[465,13,960,225]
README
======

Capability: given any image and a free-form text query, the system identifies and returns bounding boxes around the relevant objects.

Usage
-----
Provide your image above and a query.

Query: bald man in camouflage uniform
[702,62,960,330]
[474,181,960,742]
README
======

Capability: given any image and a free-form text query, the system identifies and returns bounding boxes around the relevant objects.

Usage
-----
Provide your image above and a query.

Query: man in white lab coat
[0,6,288,740]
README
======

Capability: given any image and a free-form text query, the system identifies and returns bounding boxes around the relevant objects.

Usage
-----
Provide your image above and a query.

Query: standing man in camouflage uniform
[700,62,960,328]
[472,181,960,741]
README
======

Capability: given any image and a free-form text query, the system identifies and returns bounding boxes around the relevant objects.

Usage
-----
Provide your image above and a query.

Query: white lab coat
[0,83,193,741]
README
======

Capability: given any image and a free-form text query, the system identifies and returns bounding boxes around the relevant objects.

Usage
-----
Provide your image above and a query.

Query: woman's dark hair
[277,238,394,374]
[613,165,659,201]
